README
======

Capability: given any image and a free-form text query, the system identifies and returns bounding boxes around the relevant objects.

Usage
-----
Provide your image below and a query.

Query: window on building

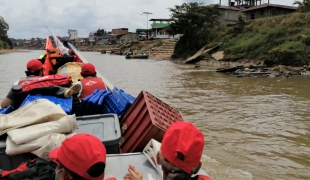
[251,13,255,20]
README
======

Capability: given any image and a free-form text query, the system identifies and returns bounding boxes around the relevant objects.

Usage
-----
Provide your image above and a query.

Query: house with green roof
[149,19,173,39]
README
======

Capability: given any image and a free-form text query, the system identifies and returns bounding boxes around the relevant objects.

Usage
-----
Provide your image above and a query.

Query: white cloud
[0,0,296,39]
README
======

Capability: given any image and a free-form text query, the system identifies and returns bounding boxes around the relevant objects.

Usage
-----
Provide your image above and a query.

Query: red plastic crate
[119,90,184,153]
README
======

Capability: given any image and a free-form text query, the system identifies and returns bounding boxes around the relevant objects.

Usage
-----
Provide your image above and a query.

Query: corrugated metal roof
[149,19,173,21]
[241,3,297,12]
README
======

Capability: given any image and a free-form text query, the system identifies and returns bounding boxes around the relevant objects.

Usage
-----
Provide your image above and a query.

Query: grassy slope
[216,13,310,66]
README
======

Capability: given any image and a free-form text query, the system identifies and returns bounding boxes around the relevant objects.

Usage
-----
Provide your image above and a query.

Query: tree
[0,16,9,35]
[293,0,310,12]
[0,16,12,49]
[168,3,219,35]
[167,3,220,58]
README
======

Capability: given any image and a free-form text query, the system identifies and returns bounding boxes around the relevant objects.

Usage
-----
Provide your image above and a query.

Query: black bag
[0,158,55,180]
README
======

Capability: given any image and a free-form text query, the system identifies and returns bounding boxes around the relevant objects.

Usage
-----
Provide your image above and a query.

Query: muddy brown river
[1,50,310,180]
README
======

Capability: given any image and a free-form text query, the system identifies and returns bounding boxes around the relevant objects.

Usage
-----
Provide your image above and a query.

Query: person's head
[158,121,204,180]
[81,63,96,77]
[49,133,106,180]
[25,59,44,76]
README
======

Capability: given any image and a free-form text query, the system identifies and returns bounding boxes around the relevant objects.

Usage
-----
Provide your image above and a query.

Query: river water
[0,50,310,180]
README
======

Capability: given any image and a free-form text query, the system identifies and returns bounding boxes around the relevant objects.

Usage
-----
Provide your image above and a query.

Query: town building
[109,28,129,44]
[68,29,78,40]
[149,19,172,39]
[241,3,297,20]
[216,1,297,23]
[217,5,240,24]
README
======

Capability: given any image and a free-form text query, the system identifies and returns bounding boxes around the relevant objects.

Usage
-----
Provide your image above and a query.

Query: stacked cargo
[119,90,184,153]
[79,87,135,116]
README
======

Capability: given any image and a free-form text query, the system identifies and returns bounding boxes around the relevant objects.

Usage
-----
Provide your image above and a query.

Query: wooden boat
[0,35,211,179]
[110,48,122,55]
[125,54,149,59]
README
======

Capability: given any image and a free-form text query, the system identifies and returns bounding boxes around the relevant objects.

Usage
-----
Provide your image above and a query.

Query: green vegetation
[217,13,310,66]
[293,0,310,12]
[167,2,310,66]
[167,3,220,58]
[0,16,12,49]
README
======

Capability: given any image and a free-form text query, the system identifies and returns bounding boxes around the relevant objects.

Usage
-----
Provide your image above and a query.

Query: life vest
[18,74,72,93]
[79,77,105,99]
[18,76,42,87]
[46,48,62,65]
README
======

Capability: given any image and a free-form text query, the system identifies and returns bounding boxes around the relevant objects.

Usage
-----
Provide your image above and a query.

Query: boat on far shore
[125,50,150,59]
[125,54,149,59]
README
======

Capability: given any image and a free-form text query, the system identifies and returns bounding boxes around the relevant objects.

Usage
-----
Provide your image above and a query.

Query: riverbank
[198,58,310,77]
[212,12,310,67]
[0,49,30,54]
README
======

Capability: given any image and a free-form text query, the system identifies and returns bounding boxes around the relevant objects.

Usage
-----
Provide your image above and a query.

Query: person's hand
[123,164,143,180]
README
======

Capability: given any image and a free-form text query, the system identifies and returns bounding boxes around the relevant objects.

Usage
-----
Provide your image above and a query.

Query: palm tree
[293,0,310,12]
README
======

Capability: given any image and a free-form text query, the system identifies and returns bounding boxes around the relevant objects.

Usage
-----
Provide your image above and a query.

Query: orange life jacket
[47,48,61,65]
[79,77,105,99]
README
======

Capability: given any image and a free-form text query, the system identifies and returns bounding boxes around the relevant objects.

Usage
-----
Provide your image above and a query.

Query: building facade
[149,19,172,39]
[217,5,240,24]
[111,28,129,35]
[241,4,297,20]
[68,29,78,40]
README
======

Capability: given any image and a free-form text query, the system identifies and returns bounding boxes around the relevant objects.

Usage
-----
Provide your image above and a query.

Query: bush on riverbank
[0,40,11,49]
[173,28,222,58]
[218,12,310,66]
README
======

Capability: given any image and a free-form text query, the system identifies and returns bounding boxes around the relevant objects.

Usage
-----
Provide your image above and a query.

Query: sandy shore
[0,49,30,54]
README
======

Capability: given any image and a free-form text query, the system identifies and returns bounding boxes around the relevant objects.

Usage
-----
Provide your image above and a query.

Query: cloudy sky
[0,0,296,39]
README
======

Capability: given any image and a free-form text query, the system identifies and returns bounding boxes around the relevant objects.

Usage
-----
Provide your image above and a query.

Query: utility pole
[141,12,153,41]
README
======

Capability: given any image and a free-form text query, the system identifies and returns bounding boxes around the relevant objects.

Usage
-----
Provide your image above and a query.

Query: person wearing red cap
[64,63,106,100]
[1,59,44,108]
[49,133,109,180]
[124,121,212,180]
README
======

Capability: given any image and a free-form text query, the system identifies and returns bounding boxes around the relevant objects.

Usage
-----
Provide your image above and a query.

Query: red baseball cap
[81,63,96,74]
[27,59,43,73]
[49,134,106,180]
[160,122,204,174]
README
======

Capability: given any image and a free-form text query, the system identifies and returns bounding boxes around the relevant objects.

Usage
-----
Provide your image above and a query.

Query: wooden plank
[212,51,224,61]
[184,42,222,64]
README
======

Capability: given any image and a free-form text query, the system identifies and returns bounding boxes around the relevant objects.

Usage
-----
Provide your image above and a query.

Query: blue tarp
[0,106,13,114]
[20,94,73,114]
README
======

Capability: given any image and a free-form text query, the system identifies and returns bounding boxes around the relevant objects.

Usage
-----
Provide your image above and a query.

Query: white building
[68,29,78,40]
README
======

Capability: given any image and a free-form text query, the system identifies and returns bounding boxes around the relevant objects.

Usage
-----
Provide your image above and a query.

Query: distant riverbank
[0,49,30,54]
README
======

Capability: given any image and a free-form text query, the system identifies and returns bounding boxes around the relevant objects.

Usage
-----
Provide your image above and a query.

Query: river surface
[0,50,310,180]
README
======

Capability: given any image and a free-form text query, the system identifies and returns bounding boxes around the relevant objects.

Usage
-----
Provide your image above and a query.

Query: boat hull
[125,55,149,59]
